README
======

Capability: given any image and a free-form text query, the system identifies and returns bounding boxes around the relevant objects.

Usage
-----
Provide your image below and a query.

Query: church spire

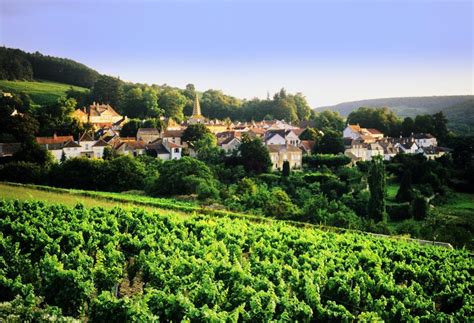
[192,93,201,117]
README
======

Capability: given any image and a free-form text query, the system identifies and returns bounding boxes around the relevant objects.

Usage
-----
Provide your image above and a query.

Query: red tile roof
[36,135,74,145]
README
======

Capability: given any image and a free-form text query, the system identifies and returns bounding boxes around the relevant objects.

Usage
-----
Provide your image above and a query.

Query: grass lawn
[0,182,185,218]
[386,183,399,201]
[0,79,88,106]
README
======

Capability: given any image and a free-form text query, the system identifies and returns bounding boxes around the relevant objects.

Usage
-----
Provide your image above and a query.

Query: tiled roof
[63,140,81,148]
[79,132,95,142]
[267,144,302,153]
[92,139,109,147]
[367,128,383,135]
[162,130,184,138]
[299,140,315,152]
[137,128,160,135]
[36,135,74,145]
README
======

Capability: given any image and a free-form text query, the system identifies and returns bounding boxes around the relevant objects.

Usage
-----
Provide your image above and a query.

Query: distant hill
[315,95,474,117]
[0,79,88,106]
[0,46,100,88]
[316,95,474,135]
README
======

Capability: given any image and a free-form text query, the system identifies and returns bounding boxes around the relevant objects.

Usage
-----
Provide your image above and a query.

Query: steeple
[192,93,201,117]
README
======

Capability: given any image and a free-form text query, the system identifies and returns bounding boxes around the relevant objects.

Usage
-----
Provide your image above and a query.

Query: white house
[78,133,96,158]
[265,132,286,145]
[146,139,182,160]
[92,139,109,158]
[412,133,437,148]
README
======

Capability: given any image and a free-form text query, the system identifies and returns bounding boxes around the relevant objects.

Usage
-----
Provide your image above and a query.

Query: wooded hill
[316,96,474,135]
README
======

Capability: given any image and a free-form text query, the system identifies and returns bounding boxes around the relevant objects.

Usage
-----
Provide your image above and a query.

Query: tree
[238,134,272,175]
[13,139,54,167]
[120,119,142,137]
[313,130,344,154]
[396,169,414,202]
[411,195,428,220]
[312,111,345,132]
[299,128,319,141]
[401,117,415,137]
[293,93,312,121]
[432,112,449,144]
[368,156,386,222]
[414,115,434,135]
[150,157,217,196]
[91,75,123,110]
[347,107,401,136]
[182,124,211,143]
[282,161,290,177]
[158,88,187,122]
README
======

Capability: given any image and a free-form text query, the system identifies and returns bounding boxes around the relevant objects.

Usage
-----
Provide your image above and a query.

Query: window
[175,148,179,153]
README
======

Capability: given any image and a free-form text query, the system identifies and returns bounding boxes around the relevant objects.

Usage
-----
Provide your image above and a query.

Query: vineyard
[0,199,472,321]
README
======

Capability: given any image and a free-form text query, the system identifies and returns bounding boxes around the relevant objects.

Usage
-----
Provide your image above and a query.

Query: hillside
[1,197,472,321]
[444,99,474,136]
[315,95,474,118]
[0,79,88,106]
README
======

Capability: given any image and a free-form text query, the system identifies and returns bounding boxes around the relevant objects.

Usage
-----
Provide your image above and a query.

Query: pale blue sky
[1,0,472,106]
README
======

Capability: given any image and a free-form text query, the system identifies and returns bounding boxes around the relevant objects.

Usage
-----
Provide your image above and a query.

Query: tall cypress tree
[368,155,386,222]
[396,169,414,202]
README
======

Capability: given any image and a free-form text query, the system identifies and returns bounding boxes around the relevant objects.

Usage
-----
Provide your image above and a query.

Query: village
[1,92,447,170]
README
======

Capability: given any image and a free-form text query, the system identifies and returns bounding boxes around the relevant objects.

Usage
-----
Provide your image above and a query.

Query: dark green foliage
[0,47,33,81]
[238,135,272,175]
[387,204,412,221]
[158,88,187,122]
[312,130,344,154]
[411,195,429,220]
[347,107,401,136]
[120,119,142,137]
[282,161,290,177]
[182,123,211,143]
[91,75,123,109]
[0,162,45,184]
[150,157,217,196]
[310,110,345,132]
[13,139,53,166]
[303,154,351,169]
[299,127,319,141]
[368,156,386,222]
[28,51,100,88]
[396,170,414,202]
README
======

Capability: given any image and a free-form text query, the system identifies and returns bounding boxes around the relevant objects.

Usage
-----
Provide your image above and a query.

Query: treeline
[0,47,100,88]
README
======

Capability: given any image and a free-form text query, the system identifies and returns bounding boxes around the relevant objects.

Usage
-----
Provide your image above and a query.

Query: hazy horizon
[1,0,472,107]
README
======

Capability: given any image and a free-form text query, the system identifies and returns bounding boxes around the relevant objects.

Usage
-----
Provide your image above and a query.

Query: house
[343,124,383,142]
[73,102,123,128]
[137,128,160,143]
[91,139,109,158]
[343,124,363,140]
[114,138,146,156]
[267,144,302,170]
[421,146,447,160]
[78,132,96,158]
[62,140,83,159]
[146,139,183,160]
[265,129,301,146]
[265,131,286,145]
[378,141,399,160]
[217,133,242,155]
[299,140,315,155]
[344,139,383,161]
[162,129,184,146]
[411,133,437,148]
[36,135,75,160]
